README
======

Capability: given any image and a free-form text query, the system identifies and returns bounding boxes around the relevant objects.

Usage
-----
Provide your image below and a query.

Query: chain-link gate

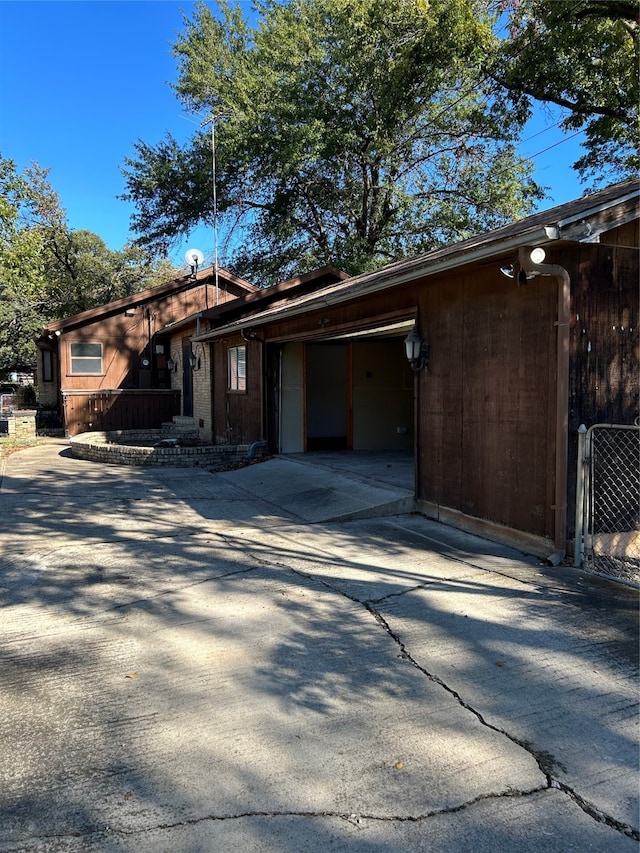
[574,423,640,582]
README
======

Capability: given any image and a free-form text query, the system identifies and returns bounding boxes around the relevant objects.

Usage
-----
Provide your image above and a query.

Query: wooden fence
[63,390,181,436]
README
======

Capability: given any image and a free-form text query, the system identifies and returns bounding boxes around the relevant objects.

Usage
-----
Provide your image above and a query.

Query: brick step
[161,416,199,439]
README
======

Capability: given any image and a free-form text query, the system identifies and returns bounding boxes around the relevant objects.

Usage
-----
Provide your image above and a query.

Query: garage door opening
[306,343,349,451]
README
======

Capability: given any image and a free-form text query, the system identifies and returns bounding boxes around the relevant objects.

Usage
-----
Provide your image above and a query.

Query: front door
[182,338,193,417]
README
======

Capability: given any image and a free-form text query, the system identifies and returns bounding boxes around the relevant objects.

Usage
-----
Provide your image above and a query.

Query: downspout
[519,248,570,559]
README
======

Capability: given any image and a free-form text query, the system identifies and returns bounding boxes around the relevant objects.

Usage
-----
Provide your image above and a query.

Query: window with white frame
[69,342,103,374]
[227,345,246,391]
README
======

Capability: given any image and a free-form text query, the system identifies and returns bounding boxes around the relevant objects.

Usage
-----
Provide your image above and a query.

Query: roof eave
[193,224,556,342]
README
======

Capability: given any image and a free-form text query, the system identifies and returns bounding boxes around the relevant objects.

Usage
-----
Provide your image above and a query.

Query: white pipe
[519,248,571,555]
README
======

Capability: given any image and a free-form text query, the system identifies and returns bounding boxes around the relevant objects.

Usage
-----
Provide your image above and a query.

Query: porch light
[167,355,178,373]
[529,246,546,264]
[404,326,429,372]
[189,352,201,371]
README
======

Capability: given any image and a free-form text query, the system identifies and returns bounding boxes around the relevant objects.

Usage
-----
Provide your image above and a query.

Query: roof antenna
[201,114,221,307]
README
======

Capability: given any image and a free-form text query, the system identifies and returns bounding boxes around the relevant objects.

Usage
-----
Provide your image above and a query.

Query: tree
[122,0,543,283]
[0,155,176,378]
[493,0,639,183]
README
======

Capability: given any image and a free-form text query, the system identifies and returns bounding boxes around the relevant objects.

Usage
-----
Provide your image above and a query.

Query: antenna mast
[202,115,220,307]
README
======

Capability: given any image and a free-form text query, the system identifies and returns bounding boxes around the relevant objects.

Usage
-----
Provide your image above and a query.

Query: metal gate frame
[574,423,640,575]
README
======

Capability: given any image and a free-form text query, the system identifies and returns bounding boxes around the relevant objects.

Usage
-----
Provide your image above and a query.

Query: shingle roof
[195,180,639,341]
[41,267,257,334]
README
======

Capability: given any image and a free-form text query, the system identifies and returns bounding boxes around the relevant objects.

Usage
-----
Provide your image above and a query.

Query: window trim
[227,345,247,392]
[69,342,104,375]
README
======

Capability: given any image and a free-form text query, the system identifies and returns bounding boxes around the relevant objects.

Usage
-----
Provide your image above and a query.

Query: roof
[40,266,257,335]
[195,180,639,342]
[159,265,349,336]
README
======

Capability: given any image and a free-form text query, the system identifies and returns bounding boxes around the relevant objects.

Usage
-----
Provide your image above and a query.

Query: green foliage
[0,154,177,377]
[493,0,639,183]
[122,0,543,283]
[13,384,37,408]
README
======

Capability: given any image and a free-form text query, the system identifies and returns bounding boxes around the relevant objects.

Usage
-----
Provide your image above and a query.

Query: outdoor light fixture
[404,325,429,372]
[189,352,201,371]
[167,355,179,373]
[501,248,547,283]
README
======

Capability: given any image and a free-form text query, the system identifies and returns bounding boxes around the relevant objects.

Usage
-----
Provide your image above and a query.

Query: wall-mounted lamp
[167,354,179,373]
[189,352,201,371]
[404,326,429,372]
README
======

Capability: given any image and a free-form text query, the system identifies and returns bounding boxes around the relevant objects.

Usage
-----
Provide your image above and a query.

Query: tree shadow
[0,445,638,849]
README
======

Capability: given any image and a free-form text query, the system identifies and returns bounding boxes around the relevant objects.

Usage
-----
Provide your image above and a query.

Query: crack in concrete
[4,526,637,843]
[13,785,558,842]
[362,599,640,842]
[280,562,639,843]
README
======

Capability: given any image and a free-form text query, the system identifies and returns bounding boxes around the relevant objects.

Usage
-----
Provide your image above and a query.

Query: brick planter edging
[70,429,253,467]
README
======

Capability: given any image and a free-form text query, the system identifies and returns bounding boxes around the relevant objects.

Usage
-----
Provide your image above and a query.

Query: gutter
[519,248,571,559]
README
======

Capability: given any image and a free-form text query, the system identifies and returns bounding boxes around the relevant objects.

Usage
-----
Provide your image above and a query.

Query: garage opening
[306,343,348,451]
[277,318,415,455]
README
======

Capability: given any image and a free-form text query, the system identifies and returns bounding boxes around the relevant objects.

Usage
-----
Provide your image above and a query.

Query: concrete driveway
[0,442,637,852]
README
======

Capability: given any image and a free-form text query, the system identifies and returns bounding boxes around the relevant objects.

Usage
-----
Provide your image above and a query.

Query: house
[35,266,257,436]
[189,180,639,559]
[160,265,350,443]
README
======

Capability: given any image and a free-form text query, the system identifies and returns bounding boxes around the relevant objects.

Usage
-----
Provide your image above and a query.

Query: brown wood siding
[59,282,234,394]
[565,242,639,536]
[567,243,639,428]
[63,390,181,436]
[212,335,263,444]
[419,266,557,539]
[601,219,639,248]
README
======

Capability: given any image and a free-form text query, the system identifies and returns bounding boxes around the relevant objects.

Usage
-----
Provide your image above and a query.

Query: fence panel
[62,390,181,436]
[575,424,640,581]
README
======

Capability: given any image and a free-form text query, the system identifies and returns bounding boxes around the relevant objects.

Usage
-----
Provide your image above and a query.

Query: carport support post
[573,424,588,567]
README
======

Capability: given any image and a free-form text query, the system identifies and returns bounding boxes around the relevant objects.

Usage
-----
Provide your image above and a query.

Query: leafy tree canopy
[493,0,639,183]
[0,155,177,378]
[122,0,543,283]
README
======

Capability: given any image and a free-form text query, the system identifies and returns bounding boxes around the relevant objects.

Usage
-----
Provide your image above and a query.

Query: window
[227,345,246,391]
[42,350,53,382]
[70,342,103,374]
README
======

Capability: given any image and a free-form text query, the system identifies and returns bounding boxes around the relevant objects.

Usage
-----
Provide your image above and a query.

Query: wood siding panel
[419,267,556,539]
[212,336,263,445]
[58,282,235,394]
[565,243,639,536]
[63,390,181,436]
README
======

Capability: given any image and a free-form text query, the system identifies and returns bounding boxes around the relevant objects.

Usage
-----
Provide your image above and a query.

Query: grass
[0,437,41,458]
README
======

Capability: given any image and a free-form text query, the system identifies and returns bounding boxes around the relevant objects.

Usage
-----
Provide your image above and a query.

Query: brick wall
[192,343,212,442]
[69,429,255,467]
[6,410,37,442]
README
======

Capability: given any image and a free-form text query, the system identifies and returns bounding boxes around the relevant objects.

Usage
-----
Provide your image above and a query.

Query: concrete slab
[0,443,637,851]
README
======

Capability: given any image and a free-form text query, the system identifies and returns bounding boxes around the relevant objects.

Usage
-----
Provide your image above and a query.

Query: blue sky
[0,1,588,271]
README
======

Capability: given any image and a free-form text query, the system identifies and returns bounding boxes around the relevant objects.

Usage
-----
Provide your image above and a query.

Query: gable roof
[40,266,257,335]
[195,180,639,342]
[159,264,349,336]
